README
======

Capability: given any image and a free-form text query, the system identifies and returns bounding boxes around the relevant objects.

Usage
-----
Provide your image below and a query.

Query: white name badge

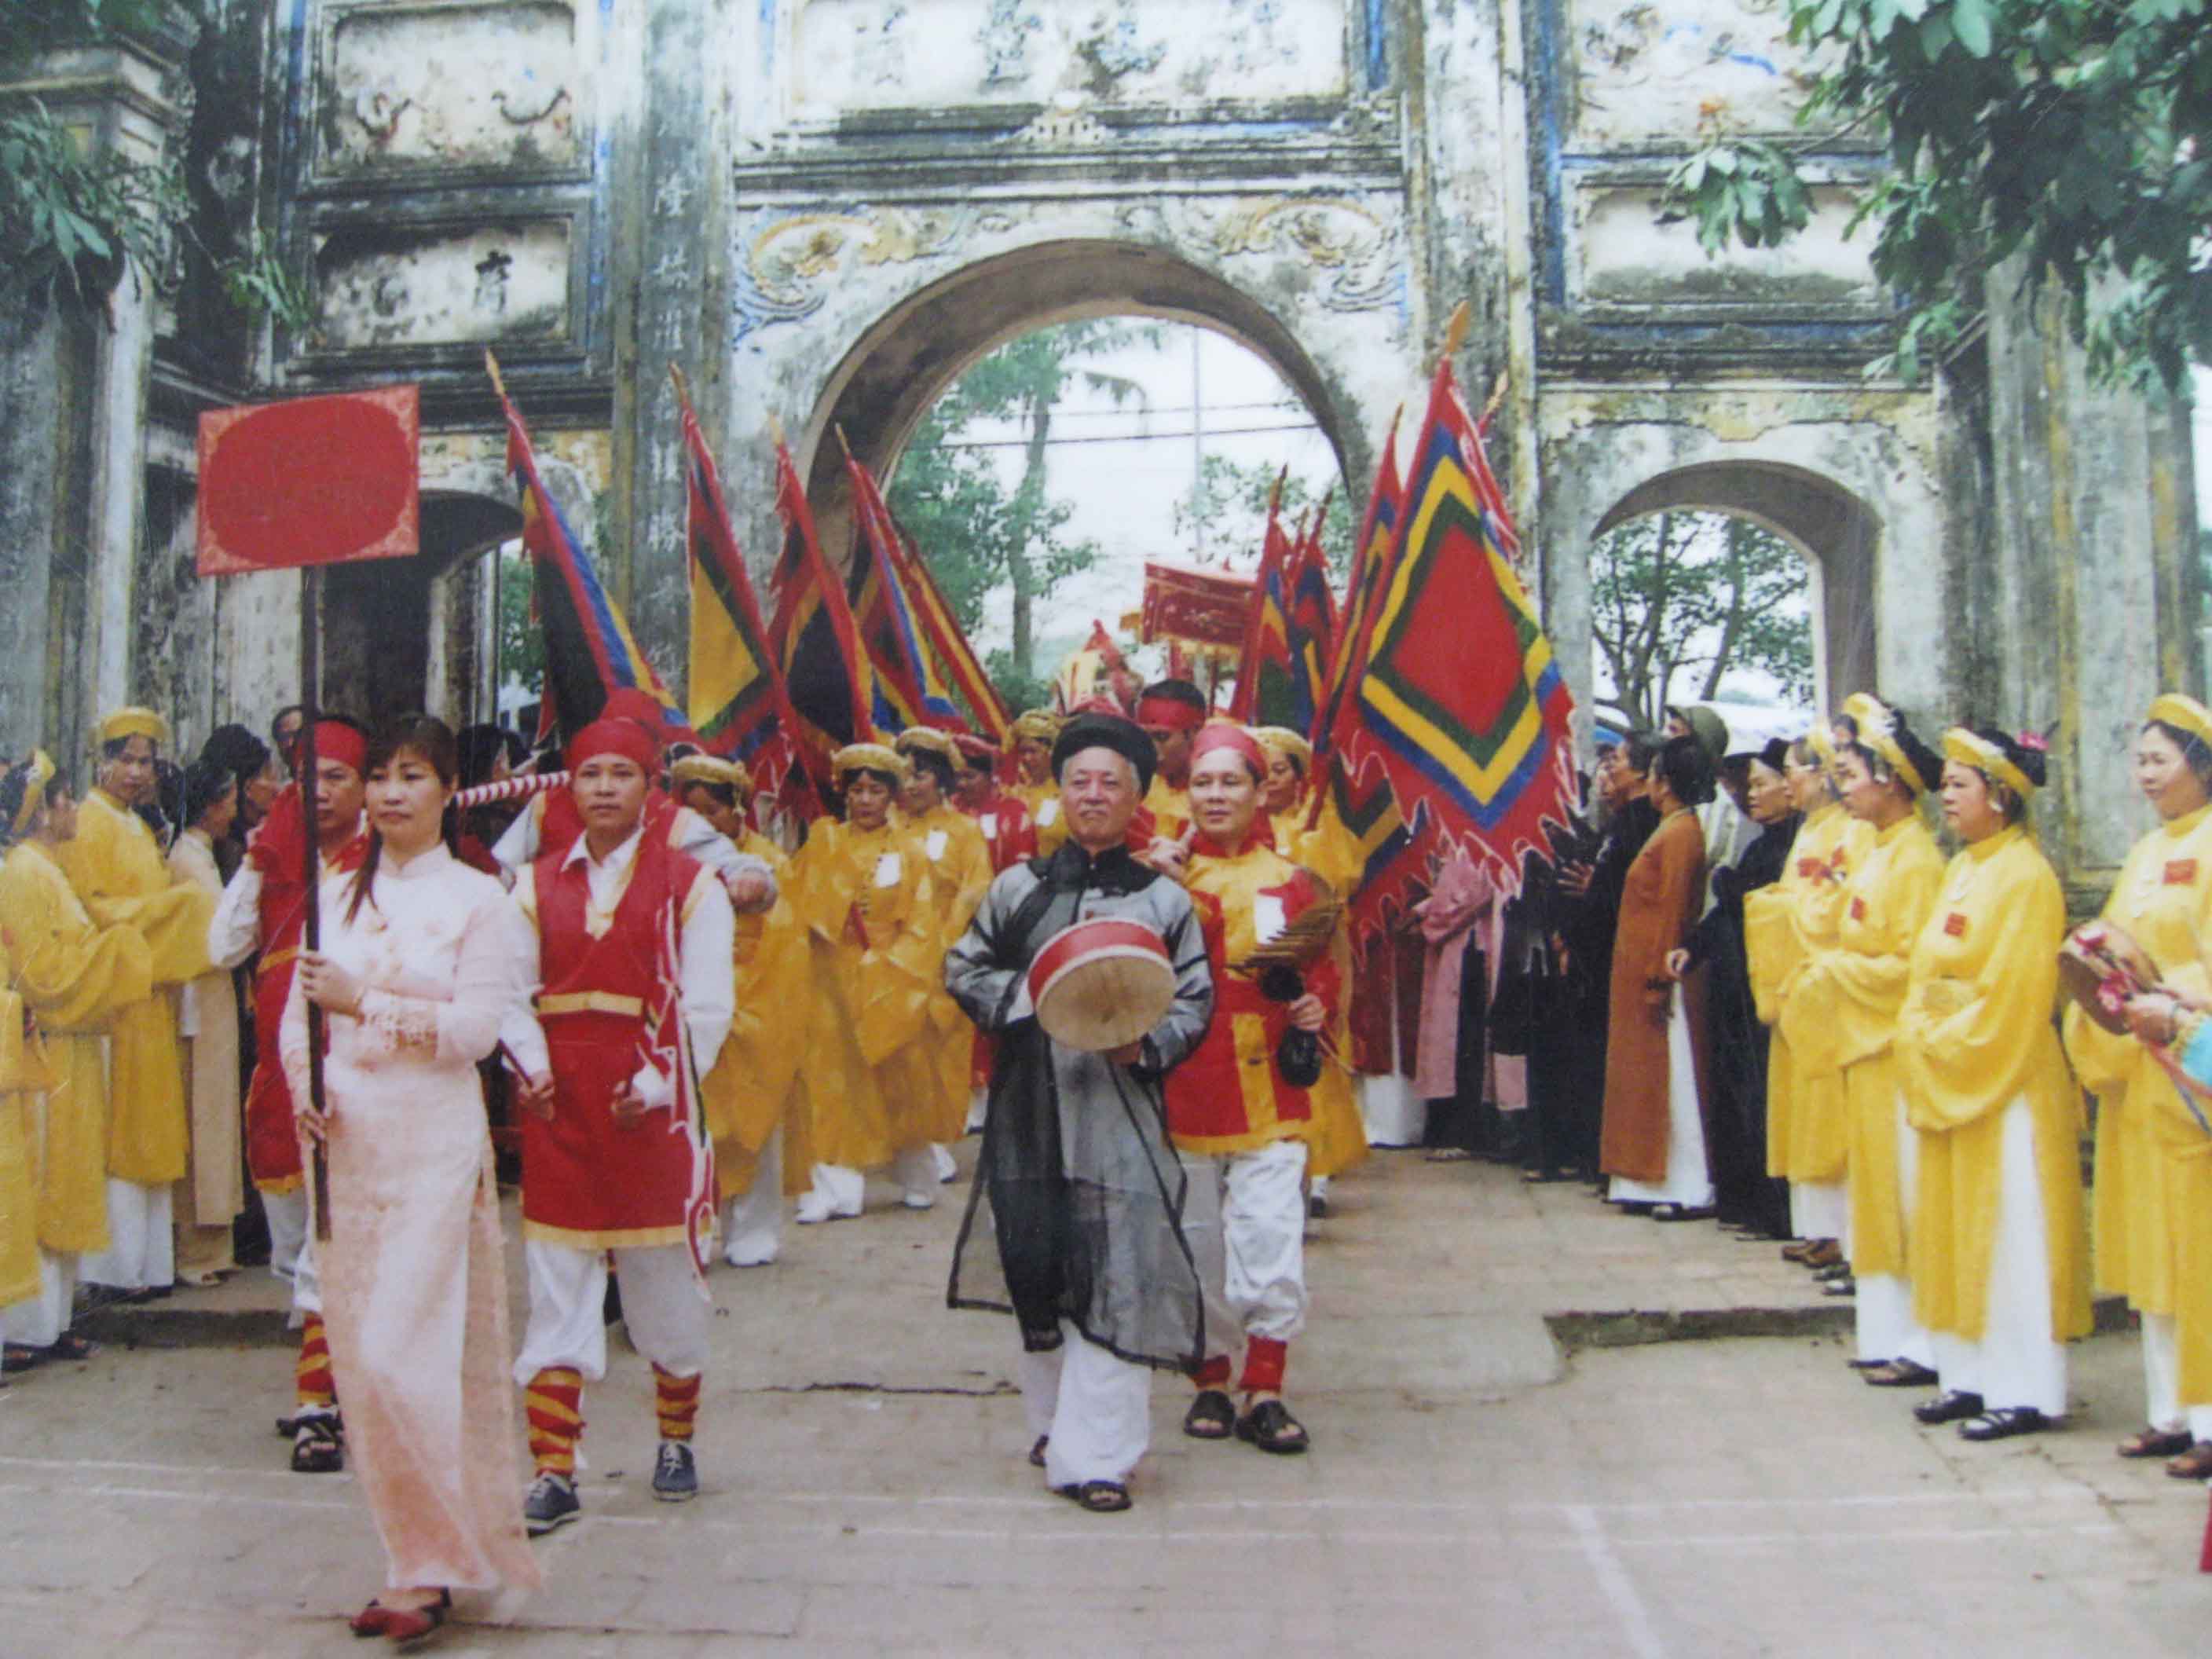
[873,852,903,888]
[1037,799,1060,826]
[1254,894,1289,946]
[980,816,998,840]
[925,829,948,860]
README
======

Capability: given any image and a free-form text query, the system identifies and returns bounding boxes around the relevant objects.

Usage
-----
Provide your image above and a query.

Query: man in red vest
[502,716,736,1534]
[207,716,370,1475]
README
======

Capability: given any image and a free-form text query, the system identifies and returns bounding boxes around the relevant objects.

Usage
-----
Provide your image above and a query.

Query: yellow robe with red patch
[1790,815,1943,1279]
[1899,826,2091,1346]
[1166,838,1341,1156]
[787,819,939,1168]
[699,832,812,1199]
[1143,777,1192,843]
[50,789,214,1184]
[0,933,56,1307]
[1013,782,1070,857]
[1754,804,1870,1185]
[906,806,994,1143]
[2060,804,2212,1316]
[1280,815,1368,1179]
[0,842,153,1253]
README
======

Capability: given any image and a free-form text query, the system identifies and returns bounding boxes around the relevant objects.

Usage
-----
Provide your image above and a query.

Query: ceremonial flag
[196,386,419,576]
[1313,414,1402,754]
[1353,353,1573,902]
[891,519,1012,746]
[843,452,965,735]
[767,438,874,762]
[1053,621,1130,713]
[1282,492,1339,738]
[1228,478,1296,723]
[492,353,683,745]
[674,372,820,807]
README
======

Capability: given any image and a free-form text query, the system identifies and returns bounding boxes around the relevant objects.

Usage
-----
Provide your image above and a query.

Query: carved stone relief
[1569,0,1823,149]
[1170,195,1402,314]
[321,2,580,175]
[312,220,571,351]
[787,0,1345,117]
[732,205,1016,340]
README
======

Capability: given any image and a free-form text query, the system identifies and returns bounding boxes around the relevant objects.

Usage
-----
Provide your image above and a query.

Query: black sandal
[2,1343,38,1374]
[292,1412,345,1474]
[1182,1388,1236,1441]
[1959,1406,2047,1441]
[1235,1397,1309,1455]
[1027,1435,1049,1468]
[44,1333,99,1362]
[1057,1480,1132,1513]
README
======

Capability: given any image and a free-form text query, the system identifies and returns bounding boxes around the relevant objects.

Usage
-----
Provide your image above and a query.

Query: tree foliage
[887,319,1159,694]
[1174,453,1356,579]
[1591,511,1815,727]
[1665,0,2212,390]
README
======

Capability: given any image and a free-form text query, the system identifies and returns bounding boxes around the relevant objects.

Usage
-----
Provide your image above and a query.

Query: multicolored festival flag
[889,518,1012,746]
[1228,478,1297,723]
[490,353,684,745]
[843,452,966,735]
[1313,412,1401,755]
[1282,493,1338,738]
[673,372,819,806]
[1351,353,1573,903]
[767,438,874,764]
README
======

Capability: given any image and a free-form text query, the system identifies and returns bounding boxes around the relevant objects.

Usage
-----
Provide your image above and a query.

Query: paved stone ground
[2,1148,2206,1656]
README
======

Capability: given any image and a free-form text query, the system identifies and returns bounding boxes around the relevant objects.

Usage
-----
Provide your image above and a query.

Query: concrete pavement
[2,1148,2205,1656]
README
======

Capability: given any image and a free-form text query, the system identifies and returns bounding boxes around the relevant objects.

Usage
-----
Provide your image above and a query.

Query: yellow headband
[2146,694,2212,752]
[1804,723,1837,765]
[1008,710,1061,749]
[1838,692,1888,735]
[97,706,167,749]
[1253,726,1313,773]
[1861,720,1929,797]
[1942,727,2037,800]
[11,749,54,837]
[894,727,958,764]
[832,742,906,783]
[670,754,740,789]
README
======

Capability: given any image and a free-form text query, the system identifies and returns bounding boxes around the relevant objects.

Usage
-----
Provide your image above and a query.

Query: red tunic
[1163,839,1341,1155]
[522,832,712,1251]
[965,793,1037,875]
[241,805,368,1190]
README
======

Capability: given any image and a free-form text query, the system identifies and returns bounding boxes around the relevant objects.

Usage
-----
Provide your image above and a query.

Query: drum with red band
[1027,917,1174,1053]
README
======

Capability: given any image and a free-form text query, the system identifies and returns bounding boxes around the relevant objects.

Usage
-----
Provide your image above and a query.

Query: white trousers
[1792,1180,1848,1241]
[513,1240,709,1384]
[1609,998,1715,1208]
[932,1142,958,1183]
[263,1185,309,1286]
[1856,1091,1935,1367]
[1357,1072,1426,1148]
[1929,1100,2069,1418]
[808,1144,941,1216]
[2142,1313,2212,1438]
[79,1177,174,1291]
[965,1087,988,1133]
[722,1129,783,1268]
[2,1250,76,1348]
[1018,1322,1152,1488]
[1182,1137,1310,1358]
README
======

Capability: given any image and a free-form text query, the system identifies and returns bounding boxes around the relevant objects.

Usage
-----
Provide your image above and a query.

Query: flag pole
[299,568,331,1242]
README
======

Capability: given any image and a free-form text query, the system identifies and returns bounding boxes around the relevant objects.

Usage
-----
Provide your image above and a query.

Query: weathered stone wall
[2,0,2194,894]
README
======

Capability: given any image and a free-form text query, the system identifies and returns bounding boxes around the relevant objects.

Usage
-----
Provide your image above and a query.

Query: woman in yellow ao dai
[895,730,996,1147]
[786,745,941,1221]
[1753,727,1873,1247]
[2067,694,2212,1468]
[1789,711,1945,1376]
[1899,727,2089,1441]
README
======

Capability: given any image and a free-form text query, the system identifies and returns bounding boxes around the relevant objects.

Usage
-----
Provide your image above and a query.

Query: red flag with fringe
[1350,357,1572,907]
[767,440,874,774]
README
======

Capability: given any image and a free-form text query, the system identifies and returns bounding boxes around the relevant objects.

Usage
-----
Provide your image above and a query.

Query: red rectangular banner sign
[1140,561,1251,651]
[196,385,420,576]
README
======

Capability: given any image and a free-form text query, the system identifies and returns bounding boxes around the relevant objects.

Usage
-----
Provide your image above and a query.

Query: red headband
[1135,694,1206,734]
[1190,723,1265,782]
[312,720,366,777]
[566,718,660,774]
